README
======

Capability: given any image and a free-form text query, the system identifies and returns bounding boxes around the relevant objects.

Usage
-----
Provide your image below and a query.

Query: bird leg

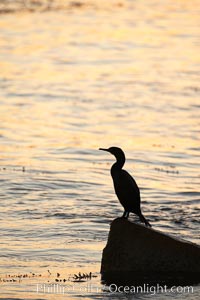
[139,213,151,227]
[122,211,129,219]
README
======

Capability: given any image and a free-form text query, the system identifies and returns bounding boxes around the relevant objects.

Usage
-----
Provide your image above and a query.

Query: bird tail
[139,214,151,227]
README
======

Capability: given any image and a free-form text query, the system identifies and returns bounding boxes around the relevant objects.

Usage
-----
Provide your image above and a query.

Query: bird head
[99,147,125,161]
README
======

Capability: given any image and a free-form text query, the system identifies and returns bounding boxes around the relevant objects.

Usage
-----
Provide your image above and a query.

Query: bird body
[99,147,151,227]
[111,166,141,215]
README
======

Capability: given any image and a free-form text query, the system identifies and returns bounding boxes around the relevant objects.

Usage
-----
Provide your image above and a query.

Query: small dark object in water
[70,1,84,8]
[48,270,51,275]
[99,147,151,227]
[72,272,93,282]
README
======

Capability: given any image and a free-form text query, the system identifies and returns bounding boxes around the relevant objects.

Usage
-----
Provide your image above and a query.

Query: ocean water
[0,0,200,299]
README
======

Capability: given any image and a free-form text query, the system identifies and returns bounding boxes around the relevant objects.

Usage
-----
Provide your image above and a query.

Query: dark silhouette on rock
[99,147,151,227]
[101,218,200,285]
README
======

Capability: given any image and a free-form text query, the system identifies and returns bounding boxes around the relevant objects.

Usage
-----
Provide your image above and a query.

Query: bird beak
[99,148,109,152]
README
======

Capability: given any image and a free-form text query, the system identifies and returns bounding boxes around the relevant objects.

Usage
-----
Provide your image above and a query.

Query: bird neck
[113,153,125,169]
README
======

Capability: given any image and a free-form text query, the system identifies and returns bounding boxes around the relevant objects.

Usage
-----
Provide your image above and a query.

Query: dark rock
[101,218,200,285]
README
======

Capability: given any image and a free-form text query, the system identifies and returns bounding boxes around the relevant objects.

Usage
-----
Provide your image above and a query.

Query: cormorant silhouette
[99,147,151,227]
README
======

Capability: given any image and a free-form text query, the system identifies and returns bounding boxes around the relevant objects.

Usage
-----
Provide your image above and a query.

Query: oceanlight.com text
[109,283,194,295]
[36,283,194,295]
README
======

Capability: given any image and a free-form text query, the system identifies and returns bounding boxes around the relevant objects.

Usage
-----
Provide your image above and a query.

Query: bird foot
[120,215,128,219]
